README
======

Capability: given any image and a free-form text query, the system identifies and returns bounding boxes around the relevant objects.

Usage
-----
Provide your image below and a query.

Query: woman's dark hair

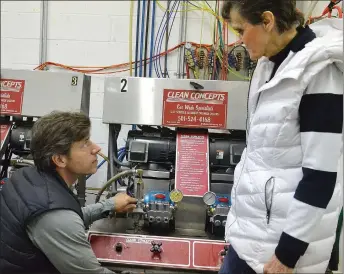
[221,0,305,33]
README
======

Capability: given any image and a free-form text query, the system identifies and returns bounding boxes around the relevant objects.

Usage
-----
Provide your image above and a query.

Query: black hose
[108,124,116,181]
[95,169,141,203]
[111,124,131,168]
[134,0,141,76]
[143,0,151,77]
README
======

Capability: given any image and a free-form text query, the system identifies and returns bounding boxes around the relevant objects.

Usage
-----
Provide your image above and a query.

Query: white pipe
[39,0,49,66]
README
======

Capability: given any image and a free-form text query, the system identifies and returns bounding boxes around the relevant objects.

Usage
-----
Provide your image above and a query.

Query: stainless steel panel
[103,77,249,130]
[142,170,170,179]
[1,69,91,117]
[211,173,234,182]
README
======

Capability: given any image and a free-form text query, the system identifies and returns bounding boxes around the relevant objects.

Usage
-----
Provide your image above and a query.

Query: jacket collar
[256,18,343,94]
[269,25,316,65]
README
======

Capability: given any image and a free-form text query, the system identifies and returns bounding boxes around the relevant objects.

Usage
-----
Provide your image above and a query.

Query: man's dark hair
[221,0,305,33]
[30,111,91,172]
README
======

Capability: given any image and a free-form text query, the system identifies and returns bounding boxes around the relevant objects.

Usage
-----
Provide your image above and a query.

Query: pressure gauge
[203,191,216,206]
[169,189,183,203]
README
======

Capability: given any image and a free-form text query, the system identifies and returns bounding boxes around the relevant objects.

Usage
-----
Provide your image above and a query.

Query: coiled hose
[95,169,143,203]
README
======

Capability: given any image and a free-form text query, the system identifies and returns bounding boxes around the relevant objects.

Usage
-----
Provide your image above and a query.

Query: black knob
[220,250,227,256]
[115,243,123,253]
[224,245,229,251]
[150,241,162,253]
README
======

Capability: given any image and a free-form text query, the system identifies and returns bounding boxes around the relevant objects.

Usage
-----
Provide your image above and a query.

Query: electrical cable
[157,0,179,78]
[153,1,169,78]
[139,0,147,77]
[36,0,247,75]
[163,1,180,78]
[143,0,151,77]
[186,1,201,9]
[164,0,170,78]
[203,0,212,10]
[134,0,141,76]
[129,1,134,76]
[154,0,177,77]
[148,0,156,77]
[156,4,169,77]
[35,0,247,78]
[112,126,131,168]
[165,1,180,78]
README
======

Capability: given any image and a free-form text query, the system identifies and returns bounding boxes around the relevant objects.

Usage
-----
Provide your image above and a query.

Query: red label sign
[193,241,228,269]
[0,79,25,115]
[175,132,209,197]
[162,89,228,129]
[88,233,228,271]
[89,234,190,267]
[0,124,11,149]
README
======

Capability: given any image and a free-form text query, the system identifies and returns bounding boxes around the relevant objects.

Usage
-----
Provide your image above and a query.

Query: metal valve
[150,241,162,254]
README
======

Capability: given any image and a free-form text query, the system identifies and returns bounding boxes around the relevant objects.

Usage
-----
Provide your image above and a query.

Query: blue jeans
[218,245,256,274]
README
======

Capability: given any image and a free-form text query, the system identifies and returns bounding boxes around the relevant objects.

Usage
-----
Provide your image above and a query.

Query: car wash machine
[0,69,249,273]
[88,76,249,273]
[0,69,91,201]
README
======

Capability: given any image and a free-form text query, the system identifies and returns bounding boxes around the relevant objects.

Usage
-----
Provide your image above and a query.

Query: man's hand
[113,192,137,213]
[264,255,293,274]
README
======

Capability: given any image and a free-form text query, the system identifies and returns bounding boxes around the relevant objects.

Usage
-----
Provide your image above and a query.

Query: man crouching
[0,111,136,273]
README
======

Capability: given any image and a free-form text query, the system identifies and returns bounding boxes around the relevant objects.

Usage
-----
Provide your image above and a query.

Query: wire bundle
[34,0,339,82]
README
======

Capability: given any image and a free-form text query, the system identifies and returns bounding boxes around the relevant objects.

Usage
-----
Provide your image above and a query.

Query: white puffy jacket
[225,18,343,274]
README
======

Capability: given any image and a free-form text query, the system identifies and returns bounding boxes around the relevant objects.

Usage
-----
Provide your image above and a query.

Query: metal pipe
[39,0,48,67]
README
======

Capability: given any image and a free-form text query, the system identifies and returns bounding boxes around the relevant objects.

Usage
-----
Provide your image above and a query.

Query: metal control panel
[1,69,91,117]
[102,77,249,130]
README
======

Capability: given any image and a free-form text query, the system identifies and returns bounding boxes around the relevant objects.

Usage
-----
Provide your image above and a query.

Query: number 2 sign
[120,78,128,92]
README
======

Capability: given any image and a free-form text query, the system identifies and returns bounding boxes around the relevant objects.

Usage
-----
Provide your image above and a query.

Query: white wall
[0,0,337,188]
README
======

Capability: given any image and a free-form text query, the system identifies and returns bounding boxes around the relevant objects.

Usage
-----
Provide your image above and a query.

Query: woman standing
[220,1,343,273]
